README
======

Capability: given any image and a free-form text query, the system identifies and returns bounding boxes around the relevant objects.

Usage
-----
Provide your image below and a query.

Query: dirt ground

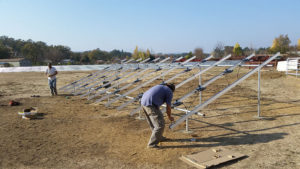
[0,67,300,169]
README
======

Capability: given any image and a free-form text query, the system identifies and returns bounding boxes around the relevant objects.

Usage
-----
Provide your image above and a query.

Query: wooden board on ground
[180,148,246,169]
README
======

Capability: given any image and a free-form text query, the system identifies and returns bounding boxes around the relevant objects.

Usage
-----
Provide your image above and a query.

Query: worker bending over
[141,83,175,148]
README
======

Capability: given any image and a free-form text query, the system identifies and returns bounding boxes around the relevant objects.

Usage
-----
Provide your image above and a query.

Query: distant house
[0,58,32,67]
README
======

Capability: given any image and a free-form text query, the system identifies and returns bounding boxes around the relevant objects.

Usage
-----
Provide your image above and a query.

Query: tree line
[0,34,299,65]
[208,34,299,59]
[0,36,131,65]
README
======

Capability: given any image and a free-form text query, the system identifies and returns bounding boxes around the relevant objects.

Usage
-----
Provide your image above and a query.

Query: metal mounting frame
[88,57,164,100]
[61,58,134,92]
[94,58,170,105]
[172,53,255,107]
[117,56,201,112]
[169,52,280,129]
[105,56,195,107]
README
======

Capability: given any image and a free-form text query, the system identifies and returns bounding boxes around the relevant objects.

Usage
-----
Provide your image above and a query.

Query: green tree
[185,51,193,59]
[70,52,81,63]
[224,46,233,55]
[88,49,102,62]
[0,44,11,59]
[132,46,151,60]
[233,43,243,56]
[132,46,139,60]
[270,34,291,54]
[80,53,90,63]
[21,43,41,65]
[146,49,151,58]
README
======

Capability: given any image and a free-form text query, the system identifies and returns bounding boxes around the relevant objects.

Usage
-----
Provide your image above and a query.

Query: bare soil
[0,67,300,169]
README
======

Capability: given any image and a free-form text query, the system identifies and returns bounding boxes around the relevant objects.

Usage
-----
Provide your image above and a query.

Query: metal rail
[169,52,280,129]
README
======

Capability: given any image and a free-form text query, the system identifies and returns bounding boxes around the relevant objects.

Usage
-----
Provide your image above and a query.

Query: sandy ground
[0,67,300,169]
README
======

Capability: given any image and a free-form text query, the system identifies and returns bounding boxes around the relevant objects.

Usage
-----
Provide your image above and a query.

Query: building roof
[0,58,26,62]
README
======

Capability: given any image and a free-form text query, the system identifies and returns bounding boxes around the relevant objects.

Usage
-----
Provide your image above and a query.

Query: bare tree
[213,42,224,58]
[194,47,204,59]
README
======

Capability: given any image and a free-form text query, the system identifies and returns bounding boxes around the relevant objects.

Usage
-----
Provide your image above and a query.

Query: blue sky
[0,0,299,53]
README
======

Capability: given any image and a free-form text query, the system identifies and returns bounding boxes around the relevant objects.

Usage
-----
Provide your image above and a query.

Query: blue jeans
[48,78,57,95]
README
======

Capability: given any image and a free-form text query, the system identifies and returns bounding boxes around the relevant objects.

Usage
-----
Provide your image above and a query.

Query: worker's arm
[166,104,174,121]
[48,71,58,77]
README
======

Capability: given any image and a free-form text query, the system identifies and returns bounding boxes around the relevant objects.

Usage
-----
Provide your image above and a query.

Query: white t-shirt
[46,67,57,80]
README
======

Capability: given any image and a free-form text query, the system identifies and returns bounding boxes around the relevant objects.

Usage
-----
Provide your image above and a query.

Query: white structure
[277,58,299,77]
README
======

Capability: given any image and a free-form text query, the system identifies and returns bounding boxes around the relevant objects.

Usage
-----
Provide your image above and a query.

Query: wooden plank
[180,148,246,169]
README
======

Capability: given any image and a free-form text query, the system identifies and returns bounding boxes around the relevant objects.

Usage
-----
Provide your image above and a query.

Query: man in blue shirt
[141,83,175,148]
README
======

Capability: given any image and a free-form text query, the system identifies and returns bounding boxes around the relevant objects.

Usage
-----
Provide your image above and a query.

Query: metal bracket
[172,100,183,107]
[133,79,141,83]
[196,85,206,91]
[224,69,233,74]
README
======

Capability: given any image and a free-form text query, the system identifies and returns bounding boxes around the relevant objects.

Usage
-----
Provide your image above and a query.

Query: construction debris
[18,107,38,120]
[9,100,20,106]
